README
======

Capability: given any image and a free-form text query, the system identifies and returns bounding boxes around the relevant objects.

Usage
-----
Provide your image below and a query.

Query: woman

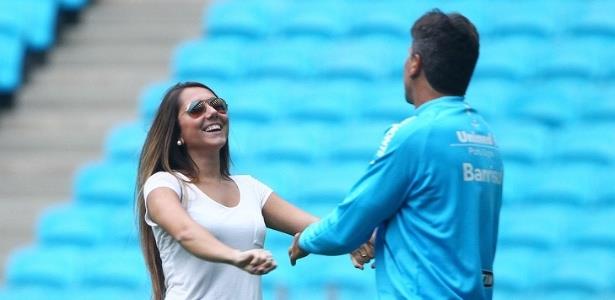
[136,82,373,300]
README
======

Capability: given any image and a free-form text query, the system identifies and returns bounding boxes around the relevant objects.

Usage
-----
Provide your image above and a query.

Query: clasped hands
[288,232,376,270]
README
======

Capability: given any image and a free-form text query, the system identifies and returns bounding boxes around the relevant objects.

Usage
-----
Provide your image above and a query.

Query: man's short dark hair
[411,9,479,96]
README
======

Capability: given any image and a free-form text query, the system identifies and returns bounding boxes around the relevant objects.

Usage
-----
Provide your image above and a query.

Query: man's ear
[408,53,421,79]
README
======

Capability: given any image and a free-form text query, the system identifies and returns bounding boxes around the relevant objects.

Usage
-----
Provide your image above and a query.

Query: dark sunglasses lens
[209,98,228,113]
[187,100,205,116]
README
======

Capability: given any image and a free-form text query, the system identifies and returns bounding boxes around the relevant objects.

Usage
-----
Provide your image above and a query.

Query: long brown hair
[135,82,231,300]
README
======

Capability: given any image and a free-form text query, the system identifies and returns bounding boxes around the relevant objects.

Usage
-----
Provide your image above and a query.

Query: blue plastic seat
[483,2,556,39]
[250,125,319,164]
[535,40,602,81]
[243,38,320,79]
[550,123,615,165]
[103,120,149,164]
[524,163,599,206]
[327,123,388,163]
[465,78,519,121]
[567,1,615,38]
[499,161,535,205]
[490,120,549,164]
[284,79,361,124]
[73,160,138,207]
[277,2,347,39]
[59,0,89,12]
[493,246,548,292]
[0,287,69,300]
[6,246,83,289]
[570,207,615,249]
[541,249,615,293]
[137,80,176,123]
[498,204,574,249]
[171,38,245,81]
[357,79,412,122]
[317,40,392,81]
[290,162,365,206]
[202,1,272,40]
[81,247,148,291]
[0,0,59,52]
[346,3,410,39]
[475,37,547,80]
[36,203,108,248]
[0,15,25,94]
[510,87,578,128]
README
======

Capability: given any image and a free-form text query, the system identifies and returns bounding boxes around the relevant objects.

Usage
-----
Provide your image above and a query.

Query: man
[289,9,503,299]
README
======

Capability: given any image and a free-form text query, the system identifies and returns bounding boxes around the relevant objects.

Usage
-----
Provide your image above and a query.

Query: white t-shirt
[143,172,273,300]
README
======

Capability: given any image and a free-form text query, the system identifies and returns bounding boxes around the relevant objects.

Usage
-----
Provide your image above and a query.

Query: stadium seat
[36,203,108,248]
[569,207,615,250]
[511,87,578,128]
[567,1,615,38]
[0,287,69,300]
[474,37,547,80]
[103,120,149,164]
[541,248,615,293]
[317,40,392,81]
[0,15,25,95]
[489,120,549,164]
[137,80,176,123]
[59,0,89,12]
[523,163,599,206]
[8,0,59,52]
[171,38,245,81]
[493,246,548,292]
[290,162,365,206]
[81,247,148,291]
[499,161,536,205]
[73,160,138,207]
[357,80,412,122]
[202,1,272,40]
[243,38,322,80]
[346,3,409,39]
[326,123,388,163]
[465,78,519,121]
[550,123,615,165]
[277,2,347,39]
[498,204,574,249]
[5,246,83,289]
[483,2,556,38]
[535,40,602,81]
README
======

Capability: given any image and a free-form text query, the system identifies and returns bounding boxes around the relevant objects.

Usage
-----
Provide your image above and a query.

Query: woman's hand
[232,249,277,275]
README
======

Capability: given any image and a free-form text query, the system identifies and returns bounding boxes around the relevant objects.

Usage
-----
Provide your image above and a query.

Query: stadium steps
[0,0,207,283]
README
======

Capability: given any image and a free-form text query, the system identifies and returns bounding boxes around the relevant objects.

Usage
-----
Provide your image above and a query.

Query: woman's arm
[147,187,276,274]
[262,192,319,235]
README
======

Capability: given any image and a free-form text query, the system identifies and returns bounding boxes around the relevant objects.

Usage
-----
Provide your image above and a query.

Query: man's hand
[350,229,377,270]
[288,232,309,266]
[232,249,277,275]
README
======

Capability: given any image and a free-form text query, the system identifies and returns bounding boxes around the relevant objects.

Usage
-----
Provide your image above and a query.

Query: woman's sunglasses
[185,97,228,117]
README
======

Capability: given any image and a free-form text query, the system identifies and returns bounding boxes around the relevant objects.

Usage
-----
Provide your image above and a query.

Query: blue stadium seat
[346,3,410,39]
[327,123,387,163]
[284,79,361,124]
[567,1,615,38]
[3,0,59,52]
[493,246,548,293]
[524,163,599,206]
[250,125,319,164]
[570,207,615,249]
[0,287,69,300]
[317,40,392,81]
[490,120,549,164]
[73,160,137,207]
[202,1,272,40]
[6,246,83,289]
[290,162,365,206]
[81,247,148,291]
[511,87,578,128]
[357,80,412,122]
[475,37,547,80]
[498,204,574,249]
[59,0,89,12]
[483,2,556,38]
[36,203,108,248]
[103,120,149,164]
[137,80,176,123]
[465,78,519,121]
[172,38,245,81]
[277,2,347,39]
[0,15,25,94]
[499,161,535,205]
[550,123,615,165]
[535,40,602,81]
[541,249,615,293]
[243,38,320,79]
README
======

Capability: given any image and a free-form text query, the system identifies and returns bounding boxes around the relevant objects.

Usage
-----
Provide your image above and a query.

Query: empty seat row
[203,0,615,41]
